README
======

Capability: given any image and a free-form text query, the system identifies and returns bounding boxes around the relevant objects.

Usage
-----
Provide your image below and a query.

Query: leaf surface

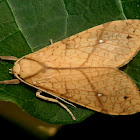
[0,0,140,124]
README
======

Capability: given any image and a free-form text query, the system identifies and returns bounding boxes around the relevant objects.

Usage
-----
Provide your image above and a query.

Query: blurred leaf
[0,0,139,124]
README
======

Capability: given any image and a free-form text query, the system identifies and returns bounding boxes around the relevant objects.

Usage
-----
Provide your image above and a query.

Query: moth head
[12,59,43,79]
[12,62,20,75]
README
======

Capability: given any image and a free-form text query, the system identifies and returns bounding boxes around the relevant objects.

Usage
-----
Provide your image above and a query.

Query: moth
[1,20,140,120]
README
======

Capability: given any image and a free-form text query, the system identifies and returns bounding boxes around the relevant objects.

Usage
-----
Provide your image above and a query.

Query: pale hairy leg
[0,56,18,61]
[0,79,20,84]
[50,39,53,45]
[36,90,76,120]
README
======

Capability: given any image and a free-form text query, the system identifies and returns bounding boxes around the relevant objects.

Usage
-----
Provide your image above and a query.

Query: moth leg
[0,79,20,84]
[0,56,18,61]
[37,89,76,108]
[50,39,53,45]
[58,98,76,108]
[36,91,76,120]
[36,89,42,94]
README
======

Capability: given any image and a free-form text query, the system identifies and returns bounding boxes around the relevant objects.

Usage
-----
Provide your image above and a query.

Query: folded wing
[25,67,140,115]
[26,20,140,68]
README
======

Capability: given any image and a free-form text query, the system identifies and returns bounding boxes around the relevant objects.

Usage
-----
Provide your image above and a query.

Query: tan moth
[1,20,140,120]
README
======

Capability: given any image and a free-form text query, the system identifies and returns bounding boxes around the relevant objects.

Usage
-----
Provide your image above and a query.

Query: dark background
[0,112,139,140]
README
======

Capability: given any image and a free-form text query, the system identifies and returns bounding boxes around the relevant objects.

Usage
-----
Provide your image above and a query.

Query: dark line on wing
[22,57,116,80]
[24,58,114,70]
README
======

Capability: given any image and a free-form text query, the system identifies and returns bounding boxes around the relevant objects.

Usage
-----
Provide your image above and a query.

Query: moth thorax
[13,59,43,79]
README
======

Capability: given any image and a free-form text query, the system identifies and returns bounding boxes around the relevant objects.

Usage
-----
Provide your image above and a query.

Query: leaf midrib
[6,0,33,52]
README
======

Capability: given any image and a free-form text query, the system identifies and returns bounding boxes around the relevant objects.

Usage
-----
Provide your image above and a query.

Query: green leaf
[0,0,139,124]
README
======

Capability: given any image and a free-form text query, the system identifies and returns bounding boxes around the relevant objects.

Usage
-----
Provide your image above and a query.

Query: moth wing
[25,67,140,115]
[26,20,140,68]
